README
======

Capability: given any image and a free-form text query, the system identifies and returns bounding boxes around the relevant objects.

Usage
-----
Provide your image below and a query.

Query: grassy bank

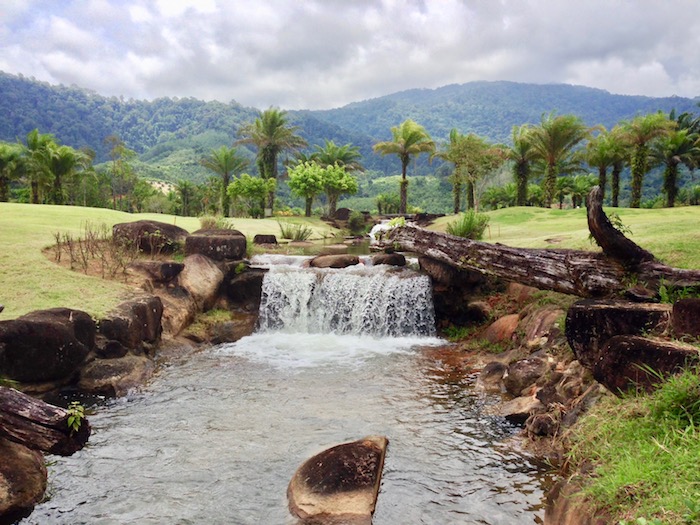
[0,202,336,319]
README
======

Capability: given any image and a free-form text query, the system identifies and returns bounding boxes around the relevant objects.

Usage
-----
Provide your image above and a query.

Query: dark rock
[594,335,700,395]
[185,229,247,261]
[0,308,94,383]
[78,355,155,397]
[525,412,559,437]
[504,356,548,396]
[209,314,258,344]
[476,361,507,392]
[309,254,360,268]
[672,298,700,338]
[128,260,184,286]
[624,284,659,302]
[0,437,47,523]
[288,436,388,523]
[565,299,672,368]
[372,253,406,266]
[99,296,163,352]
[253,234,277,245]
[94,338,129,359]
[226,268,267,312]
[113,220,188,254]
[333,207,352,220]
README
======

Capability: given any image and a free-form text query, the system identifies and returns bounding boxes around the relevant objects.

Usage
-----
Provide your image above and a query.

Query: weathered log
[381,186,700,298]
[0,387,90,456]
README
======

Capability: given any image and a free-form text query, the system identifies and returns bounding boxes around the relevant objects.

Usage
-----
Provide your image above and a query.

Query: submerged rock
[288,435,388,524]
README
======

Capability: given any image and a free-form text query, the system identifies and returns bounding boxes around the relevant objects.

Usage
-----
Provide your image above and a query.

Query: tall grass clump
[199,215,235,230]
[567,368,700,524]
[278,222,313,242]
[446,210,490,240]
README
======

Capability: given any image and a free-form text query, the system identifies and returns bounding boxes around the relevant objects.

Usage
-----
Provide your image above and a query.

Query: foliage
[199,215,235,230]
[287,161,325,216]
[278,221,313,241]
[446,209,490,239]
[200,145,248,216]
[227,173,275,218]
[66,401,85,435]
[347,210,368,235]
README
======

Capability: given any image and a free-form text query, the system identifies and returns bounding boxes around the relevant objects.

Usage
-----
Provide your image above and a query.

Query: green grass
[567,369,700,524]
[0,203,337,319]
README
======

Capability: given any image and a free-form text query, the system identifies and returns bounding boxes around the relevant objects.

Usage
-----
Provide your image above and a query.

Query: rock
[419,256,461,286]
[94,338,129,359]
[185,229,247,261]
[99,296,163,353]
[288,436,388,524]
[333,207,352,220]
[225,268,267,312]
[309,254,360,268]
[128,260,184,286]
[489,395,544,425]
[0,437,47,523]
[253,234,277,245]
[476,361,507,392]
[593,335,700,395]
[672,298,700,338]
[481,314,520,345]
[208,314,258,344]
[178,254,224,311]
[565,299,672,368]
[154,287,197,336]
[520,307,564,347]
[506,282,539,303]
[623,284,659,302]
[113,220,188,254]
[371,253,406,266]
[525,412,559,437]
[0,308,94,383]
[320,244,349,255]
[465,301,492,324]
[78,355,154,397]
[504,356,548,396]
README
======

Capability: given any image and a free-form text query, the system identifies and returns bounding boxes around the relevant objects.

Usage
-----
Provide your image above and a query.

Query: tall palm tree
[506,124,537,206]
[621,112,675,208]
[604,125,629,207]
[585,128,616,200]
[200,146,248,217]
[314,140,364,172]
[650,129,700,207]
[434,129,469,213]
[22,129,56,204]
[175,179,196,216]
[46,144,91,205]
[528,112,590,208]
[236,108,307,210]
[373,119,435,214]
[0,142,23,202]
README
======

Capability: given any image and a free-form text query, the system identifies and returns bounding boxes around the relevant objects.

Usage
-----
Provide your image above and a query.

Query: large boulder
[504,356,549,396]
[78,354,155,397]
[593,335,700,395]
[0,308,94,383]
[371,253,406,267]
[112,220,188,254]
[480,314,520,345]
[0,438,47,523]
[225,268,267,312]
[185,229,247,261]
[153,287,197,336]
[565,299,672,368]
[98,296,163,353]
[309,254,359,268]
[178,254,224,311]
[288,436,388,524]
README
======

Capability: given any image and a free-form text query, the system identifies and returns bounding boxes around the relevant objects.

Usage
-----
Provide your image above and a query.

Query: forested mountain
[1,71,698,182]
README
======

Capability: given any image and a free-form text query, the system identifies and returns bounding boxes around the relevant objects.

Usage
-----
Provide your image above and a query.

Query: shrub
[199,215,234,230]
[347,211,367,235]
[278,222,313,242]
[446,210,489,240]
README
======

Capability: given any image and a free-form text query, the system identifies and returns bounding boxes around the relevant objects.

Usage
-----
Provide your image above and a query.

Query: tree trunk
[0,387,91,456]
[380,186,700,298]
[611,162,622,207]
[452,181,461,214]
[598,166,606,200]
[305,196,313,217]
[399,178,408,215]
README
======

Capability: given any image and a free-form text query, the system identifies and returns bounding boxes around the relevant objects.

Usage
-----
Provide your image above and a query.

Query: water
[24,261,547,524]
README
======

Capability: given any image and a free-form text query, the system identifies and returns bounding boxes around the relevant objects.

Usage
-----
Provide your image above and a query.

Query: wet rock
[504,356,548,396]
[185,229,247,261]
[594,335,700,395]
[178,254,224,311]
[489,395,544,425]
[565,299,672,368]
[476,361,507,393]
[208,314,258,344]
[78,355,154,397]
[253,234,277,245]
[225,268,266,312]
[288,436,388,524]
[672,298,700,338]
[0,437,47,523]
[99,296,163,353]
[481,314,520,345]
[113,220,188,254]
[0,308,94,383]
[371,253,406,267]
[526,412,559,437]
[309,254,359,268]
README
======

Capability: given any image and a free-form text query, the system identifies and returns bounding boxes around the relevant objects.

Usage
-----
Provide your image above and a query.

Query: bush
[199,215,235,230]
[347,211,367,235]
[278,222,313,241]
[446,210,490,240]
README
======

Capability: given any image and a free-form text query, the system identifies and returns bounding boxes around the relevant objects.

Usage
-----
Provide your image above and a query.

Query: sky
[1,0,700,110]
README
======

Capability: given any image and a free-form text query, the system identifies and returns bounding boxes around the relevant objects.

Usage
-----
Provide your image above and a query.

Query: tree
[321,163,358,216]
[227,173,275,218]
[105,135,138,211]
[314,140,364,172]
[373,119,435,214]
[46,144,91,205]
[175,180,196,216]
[621,113,675,208]
[0,142,23,202]
[236,107,307,210]
[585,128,617,201]
[200,146,248,217]
[22,129,56,204]
[287,161,325,217]
[650,128,700,207]
[529,112,590,208]
[506,125,537,206]
[434,129,469,213]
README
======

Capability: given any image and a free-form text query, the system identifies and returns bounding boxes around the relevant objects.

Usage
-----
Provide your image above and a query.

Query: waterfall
[257,263,436,337]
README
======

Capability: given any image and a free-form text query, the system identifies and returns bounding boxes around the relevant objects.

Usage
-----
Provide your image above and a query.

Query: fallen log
[0,387,90,456]
[381,186,700,298]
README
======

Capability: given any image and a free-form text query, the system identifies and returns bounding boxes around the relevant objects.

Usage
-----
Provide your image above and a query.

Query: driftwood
[0,387,90,456]
[382,186,700,298]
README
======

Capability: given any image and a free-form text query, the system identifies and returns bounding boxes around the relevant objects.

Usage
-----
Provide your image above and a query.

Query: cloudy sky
[1,0,699,110]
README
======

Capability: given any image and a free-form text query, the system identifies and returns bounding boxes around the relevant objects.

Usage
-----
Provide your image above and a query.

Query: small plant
[618,519,663,525]
[66,401,85,435]
[387,216,406,228]
[278,222,313,242]
[234,262,247,275]
[199,215,235,230]
[442,325,476,342]
[446,210,490,240]
[347,211,368,235]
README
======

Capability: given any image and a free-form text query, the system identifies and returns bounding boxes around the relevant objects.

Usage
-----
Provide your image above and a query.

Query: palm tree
[434,129,468,213]
[650,129,700,207]
[373,119,435,214]
[528,112,590,208]
[586,128,616,200]
[236,108,307,210]
[0,142,23,202]
[621,112,675,208]
[604,125,629,207]
[46,144,91,205]
[314,140,364,172]
[200,146,248,217]
[22,129,56,204]
[175,179,196,216]
[506,124,537,206]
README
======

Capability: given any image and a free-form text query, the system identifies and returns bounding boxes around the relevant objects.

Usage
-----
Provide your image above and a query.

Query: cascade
[256,261,436,337]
